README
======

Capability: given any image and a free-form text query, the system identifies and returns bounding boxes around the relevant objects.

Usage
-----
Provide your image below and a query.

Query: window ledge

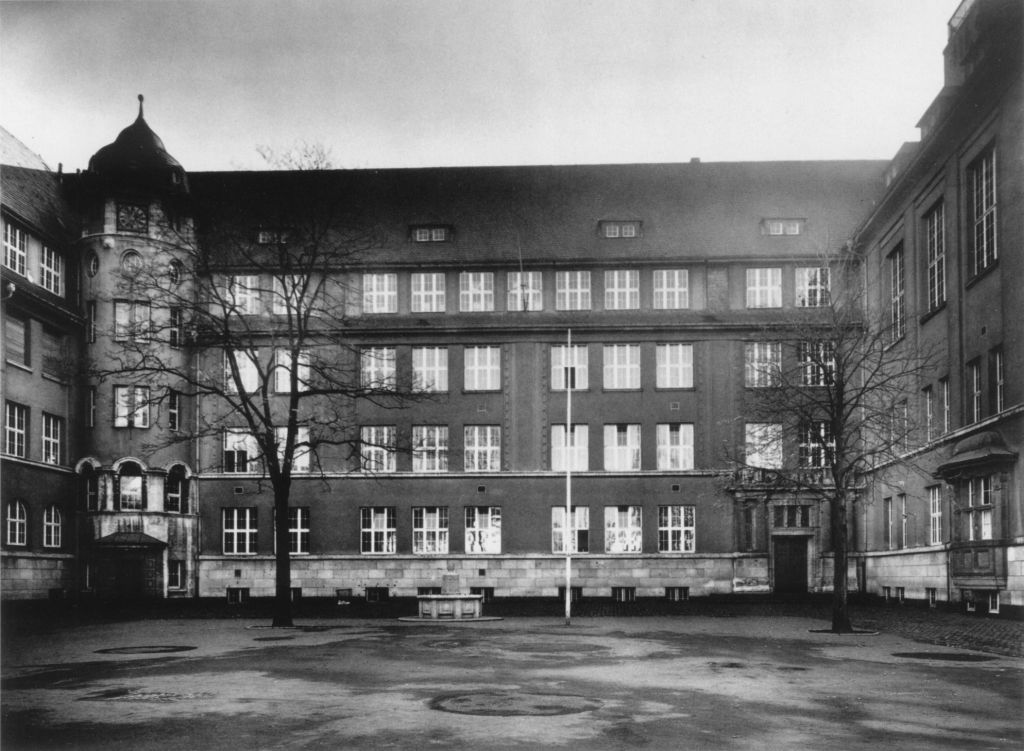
[965,261,999,290]
[5,360,32,373]
[919,303,947,326]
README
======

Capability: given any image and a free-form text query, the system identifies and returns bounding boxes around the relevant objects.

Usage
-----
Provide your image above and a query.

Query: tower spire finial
[137,94,144,119]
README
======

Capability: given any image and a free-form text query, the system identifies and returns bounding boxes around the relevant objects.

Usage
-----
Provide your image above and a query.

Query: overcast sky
[1,0,960,172]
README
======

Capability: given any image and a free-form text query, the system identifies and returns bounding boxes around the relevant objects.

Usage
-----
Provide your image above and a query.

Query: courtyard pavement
[2,607,1022,750]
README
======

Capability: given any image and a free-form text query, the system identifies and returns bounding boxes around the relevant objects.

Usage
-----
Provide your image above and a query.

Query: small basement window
[665,586,690,601]
[226,587,250,604]
[365,587,390,602]
[469,586,495,602]
[418,587,442,596]
[557,586,583,602]
[611,586,636,602]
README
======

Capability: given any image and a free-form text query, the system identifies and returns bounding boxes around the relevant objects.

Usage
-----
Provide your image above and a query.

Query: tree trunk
[272,485,294,627]
[830,491,853,633]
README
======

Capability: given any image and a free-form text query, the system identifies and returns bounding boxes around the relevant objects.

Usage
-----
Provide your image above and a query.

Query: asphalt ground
[2,601,1022,750]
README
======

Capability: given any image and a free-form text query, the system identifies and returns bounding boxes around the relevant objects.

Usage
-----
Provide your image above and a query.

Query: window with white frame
[555,271,591,311]
[88,387,96,429]
[968,146,997,276]
[114,300,151,341]
[604,270,639,310]
[223,508,257,554]
[464,346,501,391]
[6,501,26,545]
[604,424,641,470]
[165,389,181,432]
[605,505,642,552]
[795,267,829,307]
[552,506,589,553]
[272,275,316,316]
[744,342,780,387]
[285,507,310,554]
[507,271,543,311]
[464,425,501,471]
[165,466,187,512]
[360,347,396,390]
[224,429,260,473]
[274,349,311,393]
[745,423,782,469]
[899,493,908,548]
[656,423,694,470]
[362,507,397,554]
[551,345,588,390]
[168,560,185,589]
[746,268,781,308]
[413,506,449,553]
[223,275,260,315]
[600,221,640,238]
[923,386,934,442]
[551,424,589,471]
[653,269,689,309]
[465,506,501,553]
[276,426,311,473]
[966,476,993,541]
[459,272,495,312]
[799,420,833,469]
[992,347,1004,413]
[4,402,27,457]
[799,340,835,387]
[412,425,449,472]
[603,344,640,390]
[225,349,260,393]
[658,505,695,552]
[168,307,182,348]
[940,377,950,433]
[362,273,398,313]
[656,344,693,388]
[411,225,451,243]
[360,426,396,473]
[40,247,64,296]
[883,497,893,549]
[889,245,905,342]
[114,386,150,428]
[773,505,811,528]
[924,202,945,311]
[118,463,143,510]
[411,272,446,313]
[967,359,982,423]
[83,471,99,511]
[412,346,448,392]
[929,486,942,545]
[762,219,803,236]
[5,315,28,366]
[42,413,63,465]
[4,223,26,275]
[43,505,61,548]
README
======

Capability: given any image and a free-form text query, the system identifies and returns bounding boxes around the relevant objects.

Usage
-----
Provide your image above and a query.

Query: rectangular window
[799,420,833,469]
[552,506,589,553]
[4,402,27,457]
[411,225,451,242]
[465,506,501,553]
[889,245,905,342]
[464,346,501,391]
[929,486,942,545]
[745,423,782,469]
[412,346,448,392]
[40,326,65,379]
[360,507,397,553]
[507,271,543,312]
[168,560,185,590]
[795,267,830,307]
[459,272,495,312]
[555,271,591,311]
[42,413,63,465]
[800,341,836,387]
[360,426,396,473]
[119,474,142,510]
[968,146,997,276]
[114,300,151,341]
[924,202,945,310]
[224,429,260,473]
[274,349,311,393]
[411,272,446,313]
[551,344,588,390]
[223,508,257,554]
[412,425,449,472]
[604,505,642,553]
[413,506,449,553]
[653,269,689,309]
[224,275,260,315]
[276,426,311,473]
[601,221,640,238]
[967,476,993,541]
[940,377,950,433]
[773,505,811,528]
[86,302,97,344]
[898,494,907,549]
[4,223,27,275]
[360,347,396,390]
[464,425,501,472]
[4,316,28,366]
[603,344,640,390]
[967,359,982,423]
[604,270,640,310]
[271,275,319,316]
[88,386,96,429]
[656,423,694,470]
[883,497,893,550]
[656,343,693,389]
[551,424,589,471]
[168,307,182,348]
[763,219,803,236]
[288,508,310,554]
[40,246,64,296]
[746,268,782,308]
[744,342,780,387]
[991,347,1005,413]
[658,505,695,552]
[362,273,398,313]
[603,423,641,470]
[923,386,934,442]
[114,386,150,428]
[225,349,260,393]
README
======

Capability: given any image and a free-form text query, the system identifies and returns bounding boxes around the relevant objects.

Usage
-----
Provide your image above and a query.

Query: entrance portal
[773,536,808,594]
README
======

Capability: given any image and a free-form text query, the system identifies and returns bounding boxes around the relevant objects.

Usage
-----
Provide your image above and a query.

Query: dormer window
[411,225,452,243]
[600,221,641,239]
[256,229,290,245]
[762,219,804,236]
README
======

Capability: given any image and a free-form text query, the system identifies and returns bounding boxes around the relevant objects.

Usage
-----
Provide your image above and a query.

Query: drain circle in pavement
[95,646,197,655]
[431,691,602,716]
[891,652,996,662]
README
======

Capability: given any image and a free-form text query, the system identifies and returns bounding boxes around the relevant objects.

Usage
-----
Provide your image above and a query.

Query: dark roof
[93,531,167,548]
[189,161,887,267]
[0,165,76,244]
[936,430,1017,478]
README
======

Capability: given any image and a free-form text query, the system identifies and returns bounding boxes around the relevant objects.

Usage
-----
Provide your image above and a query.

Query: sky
[1,0,961,172]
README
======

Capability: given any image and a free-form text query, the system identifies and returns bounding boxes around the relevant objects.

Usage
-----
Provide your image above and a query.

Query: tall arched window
[118,463,144,510]
[6,501,27,546]
[165,466,188,513]
[43,506,62,548]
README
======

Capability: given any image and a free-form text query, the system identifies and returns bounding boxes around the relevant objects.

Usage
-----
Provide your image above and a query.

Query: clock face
[116,203,148,233]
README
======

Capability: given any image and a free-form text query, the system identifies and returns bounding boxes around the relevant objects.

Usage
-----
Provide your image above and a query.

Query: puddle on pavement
[891,652,997,662]
[79,687,215,703]
[431,691,603,716]
[94,646,197,655]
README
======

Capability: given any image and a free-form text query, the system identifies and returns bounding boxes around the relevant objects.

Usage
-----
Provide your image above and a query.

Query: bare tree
[728,251,938,632]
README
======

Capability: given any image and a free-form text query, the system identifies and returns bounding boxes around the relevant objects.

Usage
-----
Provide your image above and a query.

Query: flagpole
[565,328,572,626]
